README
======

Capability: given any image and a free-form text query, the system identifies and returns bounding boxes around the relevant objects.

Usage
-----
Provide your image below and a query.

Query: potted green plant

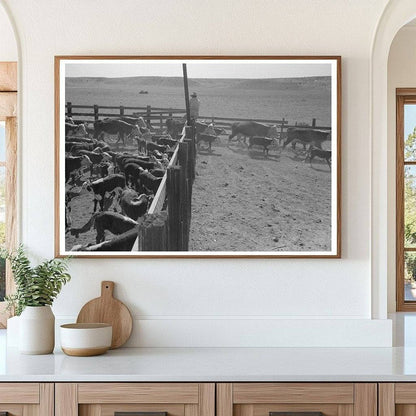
[1,245,71,354]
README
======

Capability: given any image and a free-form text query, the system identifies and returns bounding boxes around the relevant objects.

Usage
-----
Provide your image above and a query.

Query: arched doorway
[371,0,416,319]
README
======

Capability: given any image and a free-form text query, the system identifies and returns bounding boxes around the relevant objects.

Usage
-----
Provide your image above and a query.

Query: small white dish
[60,323,112,357]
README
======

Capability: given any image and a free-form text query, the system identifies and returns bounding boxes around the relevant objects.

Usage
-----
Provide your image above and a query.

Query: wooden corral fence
[65,102,331,137]
[132,125,196,252]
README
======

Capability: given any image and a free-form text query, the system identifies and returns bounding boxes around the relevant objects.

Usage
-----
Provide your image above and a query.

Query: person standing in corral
[189,92,200,121]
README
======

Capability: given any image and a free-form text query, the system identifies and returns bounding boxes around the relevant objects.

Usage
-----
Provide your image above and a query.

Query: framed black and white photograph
[55,56,341,258]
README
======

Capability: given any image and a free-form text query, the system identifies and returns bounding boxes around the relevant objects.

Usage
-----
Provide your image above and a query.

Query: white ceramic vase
[19,306,55,354]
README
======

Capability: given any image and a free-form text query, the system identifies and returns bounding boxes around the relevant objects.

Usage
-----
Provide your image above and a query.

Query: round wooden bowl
[60,323,112,357]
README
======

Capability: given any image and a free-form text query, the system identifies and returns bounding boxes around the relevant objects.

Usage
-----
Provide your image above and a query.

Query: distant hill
[66,76,331,91]
[231,76,331,90]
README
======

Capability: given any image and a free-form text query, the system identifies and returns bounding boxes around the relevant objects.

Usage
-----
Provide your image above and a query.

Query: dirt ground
[189,139,332,252]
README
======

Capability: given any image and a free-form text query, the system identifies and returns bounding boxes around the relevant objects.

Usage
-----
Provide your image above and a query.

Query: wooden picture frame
[55,56,341,258]
[396,89,416,311]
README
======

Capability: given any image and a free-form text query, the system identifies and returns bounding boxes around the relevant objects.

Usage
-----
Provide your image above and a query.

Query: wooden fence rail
[66,102,330,135]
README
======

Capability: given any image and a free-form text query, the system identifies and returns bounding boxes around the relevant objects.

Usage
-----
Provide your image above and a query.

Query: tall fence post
[178,141,190,250]
[120,105,124,116]
[280,117,285,140]
[94,105,99,121]
[159,114,163,132]
[312,118,316,127]
[184,125,196,181]
[138,212,168,251]
[67,102,72,118]
[167,166,181,251]
[146,105,152,129]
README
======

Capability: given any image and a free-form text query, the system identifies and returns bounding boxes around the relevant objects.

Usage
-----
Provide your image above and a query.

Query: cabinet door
[0,383,53,416]
[56,383,215,416]
[217,383,377,416]
[378,383,416,416]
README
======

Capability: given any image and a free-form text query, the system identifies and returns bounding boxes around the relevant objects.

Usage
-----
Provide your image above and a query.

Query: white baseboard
[56,317,392,347]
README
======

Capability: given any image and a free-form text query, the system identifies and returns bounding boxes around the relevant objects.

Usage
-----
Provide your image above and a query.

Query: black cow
[65,155,92,182]
[283,128,330,150]
[66,142,95,153]
[71,227,139,252]
[85,174,126,212]
[197,134,217,153]
[150,169,166,178]
[147,142,168,154]
[65,123,87,137]
[166,118,185,138]
[123,163,144,189]
[118,156,155,171]
[77,150,112,165]
[119,189,149,221]
[139,170,162,195]
[156,137,178,148]
[229,121,279,143]
[94,119,141,144]
[306,147,332,168]
[248,136,275,156]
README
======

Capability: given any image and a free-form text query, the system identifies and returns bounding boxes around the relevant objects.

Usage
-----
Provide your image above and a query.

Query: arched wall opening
[0,2,18,61]
[387,19,416,313]
[371,0,416,319]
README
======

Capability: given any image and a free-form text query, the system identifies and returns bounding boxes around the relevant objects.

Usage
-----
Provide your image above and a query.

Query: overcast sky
[64,60,332,79]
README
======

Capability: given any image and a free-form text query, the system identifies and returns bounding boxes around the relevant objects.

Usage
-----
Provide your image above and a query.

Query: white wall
[0,3,17,61]
[387,25,416,312]
[0,0,393,346]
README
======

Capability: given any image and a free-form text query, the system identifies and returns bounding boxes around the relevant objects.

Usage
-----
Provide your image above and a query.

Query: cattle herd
[64,115,224,252]
[64,115,331,252]
[227,121,332,166]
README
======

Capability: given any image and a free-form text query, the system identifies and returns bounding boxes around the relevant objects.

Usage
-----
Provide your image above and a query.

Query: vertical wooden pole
[178,141,190,250]
[67,101,72,118]
[120,105,124,116]
[312,118,316,127]
[167,166,181,251]
[139,213,168,251]
[280,117,285,141]
[183,63,191,126]
[146,105,151,129]
[93,104,99,121]
[185,125,196,181]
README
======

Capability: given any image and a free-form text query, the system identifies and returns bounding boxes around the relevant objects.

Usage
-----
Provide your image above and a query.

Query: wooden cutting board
[76,281,133,349]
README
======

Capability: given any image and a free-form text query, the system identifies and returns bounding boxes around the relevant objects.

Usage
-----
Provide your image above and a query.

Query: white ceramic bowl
[60,323,112,356]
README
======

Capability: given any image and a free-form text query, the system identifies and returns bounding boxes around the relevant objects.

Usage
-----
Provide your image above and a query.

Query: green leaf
[4,245,71,314]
